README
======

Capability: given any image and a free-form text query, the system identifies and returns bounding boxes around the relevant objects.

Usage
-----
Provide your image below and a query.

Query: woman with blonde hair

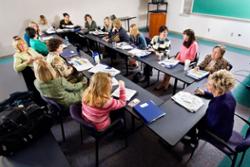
[108,18,129,43]
[34,59,87,108]
[195,69,236,141]
[82,72,126,131]
[38,15,50,32]
[102,16,112,32]
[129,24,147,49]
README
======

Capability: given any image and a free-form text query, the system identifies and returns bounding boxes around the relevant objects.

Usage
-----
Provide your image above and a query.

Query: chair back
[69,103,96,131]
[42,96,63,111]
[227,63,233,71]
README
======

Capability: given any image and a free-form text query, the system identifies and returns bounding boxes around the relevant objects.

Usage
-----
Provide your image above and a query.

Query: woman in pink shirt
[82,72,126,131]
[155,29,198,90]
[176,29,198,63]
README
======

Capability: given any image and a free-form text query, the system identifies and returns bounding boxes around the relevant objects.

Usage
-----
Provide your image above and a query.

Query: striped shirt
[82,85,126,131]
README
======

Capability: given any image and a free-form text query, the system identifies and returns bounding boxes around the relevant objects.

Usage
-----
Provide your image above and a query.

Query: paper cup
[184,59,191,71]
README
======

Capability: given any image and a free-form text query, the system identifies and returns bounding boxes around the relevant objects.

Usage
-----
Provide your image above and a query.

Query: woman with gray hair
[195,69,236,141]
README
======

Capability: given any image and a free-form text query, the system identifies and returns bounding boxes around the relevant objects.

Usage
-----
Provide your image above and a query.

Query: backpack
[0,91,54,156]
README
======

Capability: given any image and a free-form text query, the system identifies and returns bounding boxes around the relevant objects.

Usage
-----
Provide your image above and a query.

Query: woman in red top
[156,29,198,90]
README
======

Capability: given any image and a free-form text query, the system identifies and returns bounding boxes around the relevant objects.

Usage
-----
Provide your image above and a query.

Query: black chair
[42,96,66,142]
[190,113,250,167]
[69,103,128,167]
[227,62,233,71]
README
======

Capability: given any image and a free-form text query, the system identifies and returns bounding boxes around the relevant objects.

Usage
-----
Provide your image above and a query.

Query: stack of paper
[116,42,134,50]
[88,64,120,76]
[112,77,119,86]
[128,48,151,57]
[112,87,137,101]
[69,57,94,71]
[40,36,54,42]
[46,27,56,34]
[159,59,179,68]
[171,91,204,113]
[89,30,108,36]
[187,69,209,80]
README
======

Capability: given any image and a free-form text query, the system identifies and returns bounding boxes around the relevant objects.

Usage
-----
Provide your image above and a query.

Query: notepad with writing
[88,64,120,76]
[171,91,204,113]
[134,100,166,124]
[159,59,179,69]
[187,69,209,80]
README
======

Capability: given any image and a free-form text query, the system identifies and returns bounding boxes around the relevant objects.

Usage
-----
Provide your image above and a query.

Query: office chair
[42,96,66,142]
[189,113,250,167]
[69,103,128,167]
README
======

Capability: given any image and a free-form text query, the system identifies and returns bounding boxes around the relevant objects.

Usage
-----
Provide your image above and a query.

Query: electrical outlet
[208,28,210,32]
[230,33,234,37]
[238,34,242,37]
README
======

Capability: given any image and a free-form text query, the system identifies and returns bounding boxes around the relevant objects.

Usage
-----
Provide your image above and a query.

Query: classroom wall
[0,0,147,57]
[167,0,250,50]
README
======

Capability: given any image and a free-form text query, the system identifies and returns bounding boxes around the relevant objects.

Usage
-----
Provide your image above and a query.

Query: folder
[134,100,166,124]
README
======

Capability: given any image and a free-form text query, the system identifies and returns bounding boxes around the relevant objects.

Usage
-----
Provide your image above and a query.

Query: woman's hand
[194,87,205,95]
[194,66,200,71]
[119,80,125,88]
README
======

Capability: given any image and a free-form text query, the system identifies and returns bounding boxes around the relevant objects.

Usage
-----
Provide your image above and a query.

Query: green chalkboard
[192,0,250,20]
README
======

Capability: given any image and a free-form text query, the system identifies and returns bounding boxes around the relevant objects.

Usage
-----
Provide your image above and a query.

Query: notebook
[186,69,209,80]
[112,87,137,101]
[61,49,78,58]
[159,59,179,68]
[69,57,94,71]
[171,91,204,113]
[134,100,166,124]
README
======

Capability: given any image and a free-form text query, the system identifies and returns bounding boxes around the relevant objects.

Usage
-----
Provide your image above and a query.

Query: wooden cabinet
[149,13,167,38]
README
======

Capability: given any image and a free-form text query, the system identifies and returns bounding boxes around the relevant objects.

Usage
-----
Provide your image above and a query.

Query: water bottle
[64,36,69,45]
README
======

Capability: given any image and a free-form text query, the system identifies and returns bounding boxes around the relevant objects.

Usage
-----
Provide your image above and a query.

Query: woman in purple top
[195,69,236,141]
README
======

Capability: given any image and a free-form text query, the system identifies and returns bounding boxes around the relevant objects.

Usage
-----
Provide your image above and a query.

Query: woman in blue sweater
[195,69,236,141]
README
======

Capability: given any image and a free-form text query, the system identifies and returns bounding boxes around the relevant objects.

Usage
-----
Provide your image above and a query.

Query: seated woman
[82,72,126,131]
[142,25,171,83]
[129,24,147,67]
[106,18,130,43]
[129,24,147,49]
[102,16,112,32]
[24,21,41,46]
[38,15,50,32]
[195,70,236,141]
[156,28,198,90]
[46,38,83,83]
[13,36,43,88]
[84,14,97,31]
[33,59,87,108]
[26,27,49,56]
[59,13,73,29]
[195,45,230,73]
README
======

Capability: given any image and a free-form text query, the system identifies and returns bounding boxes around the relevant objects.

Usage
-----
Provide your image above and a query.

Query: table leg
[173,78,178,95]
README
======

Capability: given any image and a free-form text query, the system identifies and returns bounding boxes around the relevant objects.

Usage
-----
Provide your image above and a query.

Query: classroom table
[84,34,196,94]
[0,132,70,167]
[55,34,208,148]
[148,78,209,146]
